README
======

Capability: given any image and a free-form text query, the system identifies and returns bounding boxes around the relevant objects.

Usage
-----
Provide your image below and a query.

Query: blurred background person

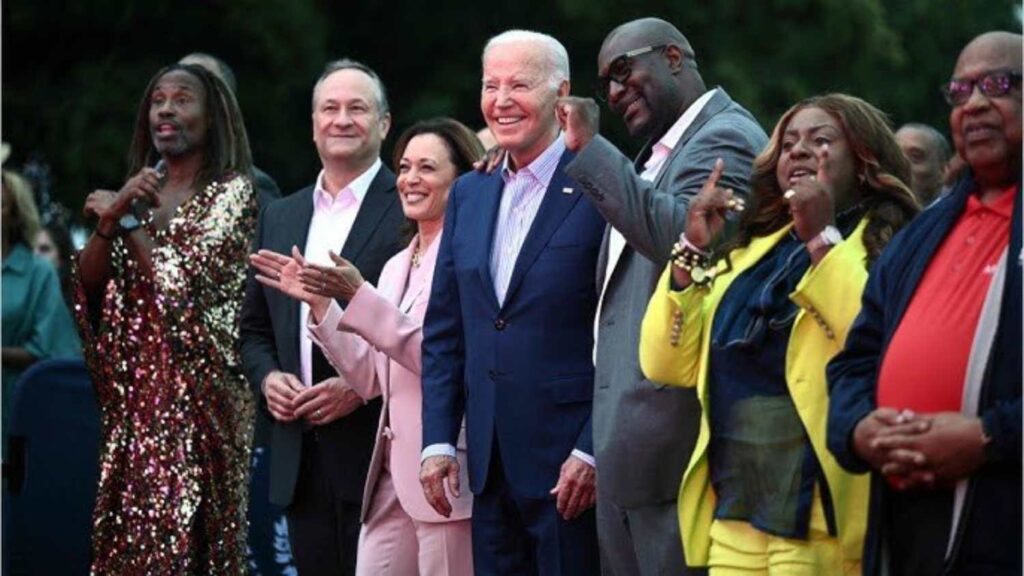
[75,63,257,574]
[640,94,917,574]
[33,218,76,307]
[895,122,952,205]
[251,117,483,575]
[828,31,1021,575]
[2,168,81,458]
[180,51,282,210]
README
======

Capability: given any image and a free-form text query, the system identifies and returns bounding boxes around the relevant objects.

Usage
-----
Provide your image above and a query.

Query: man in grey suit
[556,18,767,575]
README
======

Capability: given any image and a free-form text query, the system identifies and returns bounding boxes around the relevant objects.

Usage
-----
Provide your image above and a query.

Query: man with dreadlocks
[76,63,257,575]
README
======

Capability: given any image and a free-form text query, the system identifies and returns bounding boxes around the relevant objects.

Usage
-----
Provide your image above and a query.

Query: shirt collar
[2,243,33,275]
[501,134,566,189]
[654,88,718,154]
[966,183,1017,218]
[313,158,382,209]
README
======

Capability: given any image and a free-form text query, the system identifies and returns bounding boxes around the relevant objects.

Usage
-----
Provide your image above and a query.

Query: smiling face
[312,68,390,169]
[776,106,858,207]
[597,32,687,141]
[481,41,566,168]
[148,69,208,157]
[396,133,457,225]
[949,36,1022,184]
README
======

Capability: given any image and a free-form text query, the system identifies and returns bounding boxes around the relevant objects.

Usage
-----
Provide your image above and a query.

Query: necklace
[411,243,422,268]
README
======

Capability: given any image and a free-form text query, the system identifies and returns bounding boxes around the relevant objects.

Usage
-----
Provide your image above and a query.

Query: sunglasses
[940,71,1022,106]
[594,44,668,102]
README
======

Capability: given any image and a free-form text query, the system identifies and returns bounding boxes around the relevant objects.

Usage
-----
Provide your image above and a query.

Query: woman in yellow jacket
[639,94,918,575]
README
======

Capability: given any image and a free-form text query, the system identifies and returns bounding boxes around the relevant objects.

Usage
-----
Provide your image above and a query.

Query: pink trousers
[355,468,473,576]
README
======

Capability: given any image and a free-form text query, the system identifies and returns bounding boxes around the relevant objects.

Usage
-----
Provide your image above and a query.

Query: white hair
[483,29,570,87]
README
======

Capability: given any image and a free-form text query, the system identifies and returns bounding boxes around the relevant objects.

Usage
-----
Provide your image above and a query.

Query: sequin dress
[74,174,257,575]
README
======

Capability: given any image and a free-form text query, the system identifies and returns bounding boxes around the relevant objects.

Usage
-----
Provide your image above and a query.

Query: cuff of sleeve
[571,449,596,468]
[422,443,457,462]
[308,299,344,332]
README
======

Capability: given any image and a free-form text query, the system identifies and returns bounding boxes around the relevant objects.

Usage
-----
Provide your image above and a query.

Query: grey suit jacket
[565,88,767,507]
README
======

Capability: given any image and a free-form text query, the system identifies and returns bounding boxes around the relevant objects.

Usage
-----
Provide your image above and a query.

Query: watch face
[823,226,843,245]
[119,213,141,231]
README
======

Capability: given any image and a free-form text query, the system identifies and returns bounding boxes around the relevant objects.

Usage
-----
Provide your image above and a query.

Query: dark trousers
[472,444,600,575]
[286,434,362,576]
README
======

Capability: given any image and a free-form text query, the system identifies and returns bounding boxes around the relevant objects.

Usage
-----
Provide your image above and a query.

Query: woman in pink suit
[251,118,483,576]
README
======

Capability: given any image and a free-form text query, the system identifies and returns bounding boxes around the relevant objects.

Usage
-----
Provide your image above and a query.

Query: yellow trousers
[707,491,860,576]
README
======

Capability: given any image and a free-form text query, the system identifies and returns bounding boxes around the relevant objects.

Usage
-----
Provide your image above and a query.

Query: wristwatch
[118,212,142,234]
[805,225,843,253]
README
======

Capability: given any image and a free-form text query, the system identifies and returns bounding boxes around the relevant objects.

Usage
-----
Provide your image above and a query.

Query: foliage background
[3,0,1020,212]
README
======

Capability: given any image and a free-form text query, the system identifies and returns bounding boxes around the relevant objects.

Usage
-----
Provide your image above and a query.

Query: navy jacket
[827,172,1022,575]
[421,151,605,498]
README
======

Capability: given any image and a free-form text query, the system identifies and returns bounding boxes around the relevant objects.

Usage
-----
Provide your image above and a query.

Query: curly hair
[126,63,253,192]
[730,93,919,266]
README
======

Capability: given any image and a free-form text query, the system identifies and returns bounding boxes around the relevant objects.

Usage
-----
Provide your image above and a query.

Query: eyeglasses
[594,44,668,102]
[940,71,1022,106]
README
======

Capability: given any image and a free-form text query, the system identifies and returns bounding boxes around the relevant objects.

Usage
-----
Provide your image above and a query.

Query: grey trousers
[597,492,706,576]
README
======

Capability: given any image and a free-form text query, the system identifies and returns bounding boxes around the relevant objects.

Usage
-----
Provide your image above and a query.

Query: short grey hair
[311,58,390,115]
[897,123,952,162]
[483,30,570,87]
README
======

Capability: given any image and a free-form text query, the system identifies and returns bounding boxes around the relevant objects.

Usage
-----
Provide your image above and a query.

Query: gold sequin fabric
[74,174,257,575]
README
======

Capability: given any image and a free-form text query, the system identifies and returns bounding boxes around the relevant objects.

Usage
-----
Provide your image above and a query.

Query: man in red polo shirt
[827,31,1022,575]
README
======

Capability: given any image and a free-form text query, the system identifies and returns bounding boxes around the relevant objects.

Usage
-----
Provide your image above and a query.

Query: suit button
[488,370,496,380]
[494,318,507,330]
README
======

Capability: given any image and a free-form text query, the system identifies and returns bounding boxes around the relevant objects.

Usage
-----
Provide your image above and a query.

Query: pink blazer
[309,234,471,523]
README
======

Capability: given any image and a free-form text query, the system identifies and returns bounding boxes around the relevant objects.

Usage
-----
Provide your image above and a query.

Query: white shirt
[300,159,382,388]
[593,88,718,351]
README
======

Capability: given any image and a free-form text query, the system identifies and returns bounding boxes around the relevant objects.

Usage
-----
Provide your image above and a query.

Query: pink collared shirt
[300,159,382,388]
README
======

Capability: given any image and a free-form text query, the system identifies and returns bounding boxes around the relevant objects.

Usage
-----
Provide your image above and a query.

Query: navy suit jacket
[422,150,605,498]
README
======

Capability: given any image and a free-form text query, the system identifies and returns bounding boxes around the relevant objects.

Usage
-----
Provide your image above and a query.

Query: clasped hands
[419,452,596,520]
[261,372,363,426]
[852,408,988,490]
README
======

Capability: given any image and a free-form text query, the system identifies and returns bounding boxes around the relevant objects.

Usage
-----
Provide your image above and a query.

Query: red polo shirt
[877,186,1016,413]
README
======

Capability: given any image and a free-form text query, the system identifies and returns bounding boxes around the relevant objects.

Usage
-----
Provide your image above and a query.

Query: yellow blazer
[639,220,871,568]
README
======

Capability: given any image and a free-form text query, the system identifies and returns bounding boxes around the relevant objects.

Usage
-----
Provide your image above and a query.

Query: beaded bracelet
[669,235,713,286]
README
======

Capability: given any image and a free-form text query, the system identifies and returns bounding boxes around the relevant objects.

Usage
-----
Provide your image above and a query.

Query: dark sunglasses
[940,71,1022,106]
[594,44,668,102]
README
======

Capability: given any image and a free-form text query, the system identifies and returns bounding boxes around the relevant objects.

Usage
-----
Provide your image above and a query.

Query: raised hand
[555,96,600,152]
[299,250,365,302]
[251,247,312,302]
[684,158,742,250]
[472,145,506,174]
[784,143,836,244]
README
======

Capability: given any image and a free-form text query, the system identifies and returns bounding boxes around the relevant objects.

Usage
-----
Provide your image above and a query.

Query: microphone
[130,159,166,220]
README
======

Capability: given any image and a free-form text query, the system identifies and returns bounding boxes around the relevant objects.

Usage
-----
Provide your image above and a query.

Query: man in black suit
[239,59,403,576]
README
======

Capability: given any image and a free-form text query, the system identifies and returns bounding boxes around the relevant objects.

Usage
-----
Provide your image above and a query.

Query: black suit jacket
[240,164,404,507]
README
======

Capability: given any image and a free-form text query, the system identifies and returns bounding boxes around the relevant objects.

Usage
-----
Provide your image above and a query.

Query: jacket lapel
[476,172,504,311]
[657,88,731,187]
[340,165,397,263]
[284,188,316,361]
[502,151,581,308]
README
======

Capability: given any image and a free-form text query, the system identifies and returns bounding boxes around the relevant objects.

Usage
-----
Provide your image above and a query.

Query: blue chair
[3,358,99,576]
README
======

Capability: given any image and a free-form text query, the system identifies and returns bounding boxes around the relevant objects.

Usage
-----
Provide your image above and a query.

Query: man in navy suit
[419,30,605,574]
